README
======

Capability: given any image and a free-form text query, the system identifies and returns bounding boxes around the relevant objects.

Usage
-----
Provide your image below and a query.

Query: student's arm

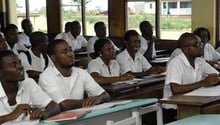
[59,92,110,111]
[129,67,165,78]
[90,72,133,85]
[170,73,219,95]
[0,104,32,124]
[44,101,60,118]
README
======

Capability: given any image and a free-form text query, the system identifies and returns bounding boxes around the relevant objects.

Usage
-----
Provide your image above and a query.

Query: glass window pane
[29,0,47,32]
[160,0,191,40]
[16,0,26,31]
[61,0,82,32]
[180,2,191,8]
[85,0,108,36]
[127,1,156,35]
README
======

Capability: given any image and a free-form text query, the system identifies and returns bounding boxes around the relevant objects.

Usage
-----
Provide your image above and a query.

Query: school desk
[39,99,163,125]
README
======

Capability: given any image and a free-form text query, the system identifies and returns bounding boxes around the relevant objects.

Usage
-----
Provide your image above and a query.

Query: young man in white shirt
[0,50,60,124]
[18,31,51,82]
[116,30,164,77]
[55,22,72,39]
[39,39,110,111]
[163,32,219,123]
[87,21,119,58]
[55,21,88,52]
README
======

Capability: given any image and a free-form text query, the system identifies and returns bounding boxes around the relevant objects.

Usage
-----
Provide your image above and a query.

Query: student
[163,33,219,123]
[0,22,4,38]
[18,19,33,49]
[4,25,21,55]
[87,21,119,58]
[193,27,220,63]
[0,33,7,51]
[18,31,51,82]
[139,21,157,60]
[55,22,72,39]
[0,50,60,124]
[55,21,87,52]
[116,30,164,77]
[38,39,111,111]
[87,38,133,85]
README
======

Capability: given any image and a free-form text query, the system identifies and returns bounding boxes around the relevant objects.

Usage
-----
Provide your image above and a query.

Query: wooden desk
[166,115,220,125]
[102,76,165,99]
[39,99,163,125]
[160,95,220,119]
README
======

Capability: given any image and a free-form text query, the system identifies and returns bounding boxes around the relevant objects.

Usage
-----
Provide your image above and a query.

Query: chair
[106,111,140,125]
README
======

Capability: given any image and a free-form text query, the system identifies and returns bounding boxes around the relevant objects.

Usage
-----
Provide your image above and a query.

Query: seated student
[38,39,111,111]
[55,21,87,52]
[55,22,72,39]
[163,33,219,123]
[87,38,133,85]
[116,30,164,77]
[0,50,60,124]
[4,25,21,55]
[18,32,51,82]
[193,27,220,64]
[0,33,7,51]
[139,21,157,60]
[18,19,33,49]
[87,21,119,58]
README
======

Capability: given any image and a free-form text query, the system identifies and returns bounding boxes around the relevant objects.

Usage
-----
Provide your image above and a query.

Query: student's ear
[50,54,56,63]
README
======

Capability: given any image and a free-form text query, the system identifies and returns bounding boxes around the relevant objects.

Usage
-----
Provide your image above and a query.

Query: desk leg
[156,103,163,125]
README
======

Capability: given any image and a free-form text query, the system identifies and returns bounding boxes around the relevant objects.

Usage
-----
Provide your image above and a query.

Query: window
[127,1,156,35]
[15,0,47,32]
[61,0,108,36]
[168,2,177,9]
[180,2,191,8]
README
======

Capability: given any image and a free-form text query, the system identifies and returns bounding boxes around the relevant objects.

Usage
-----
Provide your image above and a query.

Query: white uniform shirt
[54,32,66,39]
[138,36,156,58]
[87,36,119,53]
[18,32,31,48]
[5,42,23,55]
[116,49,152,74]
[39,66,105,103]
[55,32,87,51]
[163,52,219,109]
[0,77,51,123]
[18,49,51,72]
[87,57,120,77]
[204,43,220,61]
[167,48,182,64]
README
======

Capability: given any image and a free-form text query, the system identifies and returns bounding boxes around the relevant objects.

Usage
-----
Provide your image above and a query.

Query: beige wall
[192,0,216,46]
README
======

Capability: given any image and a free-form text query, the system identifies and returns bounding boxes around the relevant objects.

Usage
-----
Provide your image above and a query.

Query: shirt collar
[0,81,24,98]
[124,49,142,60]
[96,57,114,66]
[178,51,202,69]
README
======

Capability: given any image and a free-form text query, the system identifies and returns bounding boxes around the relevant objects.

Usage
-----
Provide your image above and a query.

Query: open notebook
[44,110,90,122]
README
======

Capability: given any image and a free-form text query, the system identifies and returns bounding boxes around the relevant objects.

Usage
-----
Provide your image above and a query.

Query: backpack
[19,51,49,69]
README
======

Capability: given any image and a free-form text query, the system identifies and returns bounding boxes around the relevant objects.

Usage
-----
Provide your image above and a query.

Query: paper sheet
[184,85,220,96]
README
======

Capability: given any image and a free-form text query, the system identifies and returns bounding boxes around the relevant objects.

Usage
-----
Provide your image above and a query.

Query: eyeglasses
[183,42,204,48]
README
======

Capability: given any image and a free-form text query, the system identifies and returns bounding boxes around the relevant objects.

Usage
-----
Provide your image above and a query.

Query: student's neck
[100,57,110,66]
[1,80,18,93]
[55,64,72,77]
[142,34,151,41]
[71,33,78,39]
[7,42,15,49]
[32,48,41,57]
[127,49,135,60]
[185,54,196,68]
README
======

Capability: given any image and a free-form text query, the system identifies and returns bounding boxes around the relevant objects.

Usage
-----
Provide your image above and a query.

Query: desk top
[103,76,165,93]
[40,99,158,125]
[160,94,220,106]
[166,115,220,125]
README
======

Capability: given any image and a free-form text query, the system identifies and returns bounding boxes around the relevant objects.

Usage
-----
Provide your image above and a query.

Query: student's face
[71,24,81,36]
[23,21,33,34]
[96,24,106,38]
[100,42,116,60]
[0,54,24,82]
[186,38,204,57]
[127,35,140,54]
[197,30,209,44]
[5,29,18,44]
[0,35,7,51]
[141,24,153,37]
[51,41,74,68]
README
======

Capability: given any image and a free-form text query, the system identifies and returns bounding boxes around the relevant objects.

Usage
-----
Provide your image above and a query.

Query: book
[44,110,90,122]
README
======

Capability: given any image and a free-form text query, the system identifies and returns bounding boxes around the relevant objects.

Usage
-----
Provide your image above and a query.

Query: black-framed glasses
[183,42,204,48]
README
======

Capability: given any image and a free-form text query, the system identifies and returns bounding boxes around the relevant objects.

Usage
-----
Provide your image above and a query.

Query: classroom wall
[192,0,216,46]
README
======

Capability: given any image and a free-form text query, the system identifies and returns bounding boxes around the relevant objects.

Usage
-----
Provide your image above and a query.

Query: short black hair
[139,21,152,30]
[21,19,31,29]
[193,27,211,41]
[4,25,17,36]
[124,30,139,42]
[0,50,15,68]
[72,21,80,27]
[47,39,66,55]
[94,38,111,58]
[30,31,48,47]
[94,21,105,31]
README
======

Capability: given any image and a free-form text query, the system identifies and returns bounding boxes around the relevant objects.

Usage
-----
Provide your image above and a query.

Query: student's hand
[29,110,48,120]
[150,66,165,74]
[203,74,219,87]
[9,104,32,120]
[119,73,134,81]
[82,97,101,107]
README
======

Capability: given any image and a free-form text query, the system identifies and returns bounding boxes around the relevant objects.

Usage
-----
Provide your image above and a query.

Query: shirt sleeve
[81,70,105,96]
[87,60,101,74]
[18,52,32,71]
[87,38,95,53]
[141,55,152,71]
[202,59,219,75]
[81,36,88,47]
